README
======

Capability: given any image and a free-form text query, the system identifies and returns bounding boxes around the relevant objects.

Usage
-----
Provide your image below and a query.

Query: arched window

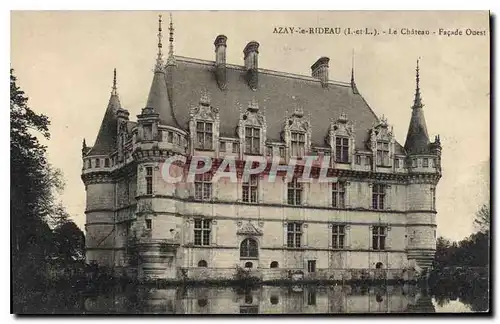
[240,238,258,258]
[270,261,279,268]
[198,260,208,267]
[270,295,279,305]
[244,261,253,268]
[376,262,383,269]
[376,294,383,303]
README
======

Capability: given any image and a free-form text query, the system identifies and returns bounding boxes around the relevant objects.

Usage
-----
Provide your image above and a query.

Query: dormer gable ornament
[281,99,312,157]
[188,89,220,153]
[368,115,396,168]
[236,98,267,155]
[328,112,355,165]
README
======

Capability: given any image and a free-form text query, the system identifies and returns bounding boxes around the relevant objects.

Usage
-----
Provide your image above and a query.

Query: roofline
[175,55,351,88]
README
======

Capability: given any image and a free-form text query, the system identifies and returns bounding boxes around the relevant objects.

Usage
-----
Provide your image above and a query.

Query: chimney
[214,35,227,89]
[311,57,330,87]
[243,41,259,90]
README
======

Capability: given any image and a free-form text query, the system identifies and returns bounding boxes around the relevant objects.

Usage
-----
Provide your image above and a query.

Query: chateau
[81,15,442,281]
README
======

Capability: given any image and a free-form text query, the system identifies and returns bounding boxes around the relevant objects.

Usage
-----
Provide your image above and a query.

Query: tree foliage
[11,69,84,313]
[474,204,490,234]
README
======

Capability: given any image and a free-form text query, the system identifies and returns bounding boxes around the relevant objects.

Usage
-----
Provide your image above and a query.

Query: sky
[10,11,490,241]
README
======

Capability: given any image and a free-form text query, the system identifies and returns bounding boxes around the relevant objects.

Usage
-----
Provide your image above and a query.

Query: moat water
[75,283,488,314]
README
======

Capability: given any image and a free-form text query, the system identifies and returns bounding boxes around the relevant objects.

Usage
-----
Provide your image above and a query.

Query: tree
[11,69,71,312]
[474,204,490,234]
[52,221,85,262]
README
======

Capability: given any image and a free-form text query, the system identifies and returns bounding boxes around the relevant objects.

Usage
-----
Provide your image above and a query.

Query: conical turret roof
[87,69,120,155]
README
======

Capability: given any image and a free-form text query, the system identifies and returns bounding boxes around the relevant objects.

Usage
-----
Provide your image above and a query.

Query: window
[219,141,226,152]
[196,121,213,150]
[423,158,429,168]
[95,158,100,168]
[376,141,390,166]
[240,238,258,258]
[372,184,386,210]
[412,158,417,168]
[198,299,208,307]
[195,173,212,201]
[279,147,285,158]
[244,261,253,268]
[198,260,208,267]
[290,132,305,157]
[270,295,279,305]
[232,142,240,153]
[242,175,258,203]
[266,146,273,156]
[372,226,386,250]
[307,289,317,306]
[431,188,436,210]
[332,182,346,208]
[270,261,279,268]
[194,219,211,246]
[145,219,152,230]
[287,178,303,205]
[375,262,383,269]
[104,158,110,167]
[335,137,349,163]
[167,131,173,143]
[355,155,361,165]
[145,166,153,195]
[332,225,345,249]
[287,222,302,248]
[307,260,316,273]
[143,124,152,140]
[365,156,372,166]
[395,158,400,168]
[245,127,260,154]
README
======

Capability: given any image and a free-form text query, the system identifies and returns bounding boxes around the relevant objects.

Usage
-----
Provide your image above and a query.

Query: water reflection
[83,284,470,314]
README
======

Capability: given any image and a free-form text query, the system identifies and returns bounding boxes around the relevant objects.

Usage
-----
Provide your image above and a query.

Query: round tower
[403,59,442,271]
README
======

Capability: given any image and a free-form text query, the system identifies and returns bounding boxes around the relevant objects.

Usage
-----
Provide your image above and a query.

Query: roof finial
[167,12,176,66]
[413,57,423,108]
[350,49,359,94]
[154,14,164,72]
[111,68,117,95]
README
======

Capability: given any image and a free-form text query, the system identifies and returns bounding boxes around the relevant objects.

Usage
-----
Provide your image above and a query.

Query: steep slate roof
[404,60,430,154]
[87,92,120,155]
[169,57,405,154]
[145,69,179,127]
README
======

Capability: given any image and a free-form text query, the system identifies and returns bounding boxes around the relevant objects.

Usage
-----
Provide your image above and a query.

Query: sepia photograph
[10,10,490,315]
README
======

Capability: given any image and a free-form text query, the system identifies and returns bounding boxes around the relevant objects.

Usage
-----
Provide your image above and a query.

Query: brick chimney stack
[243,41,259,90]
[311,57,330,87]
[214,35,228,89]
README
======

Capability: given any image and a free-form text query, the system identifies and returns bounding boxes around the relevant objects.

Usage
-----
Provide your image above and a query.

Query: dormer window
[196,121,213,150]
[245,126,260,154]
[376,141,390,166]
[335,137,349,163]
[291,132,305,157]
[143,124,152,141]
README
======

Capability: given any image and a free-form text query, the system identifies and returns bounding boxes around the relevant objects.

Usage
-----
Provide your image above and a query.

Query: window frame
[219,140,226,152]
[372,184,386,210]
[287,222,302,248]
[376,141,390,166]
[335,137,350,163]
[331,224,346,249]
[194,173,213,201]
[242,175,259,203]
[196,121,214,150]
[290,131,306,158]
[194,218,211,246]
[240,238,259,259]
[307,260,316,273]
[372,226,387,250]
[145,166,153,195]
[287,178,303,206]
[332,182,346,208]
[244,126,261,154]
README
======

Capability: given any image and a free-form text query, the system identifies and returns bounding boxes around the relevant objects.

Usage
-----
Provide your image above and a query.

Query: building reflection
[84,284,436,314]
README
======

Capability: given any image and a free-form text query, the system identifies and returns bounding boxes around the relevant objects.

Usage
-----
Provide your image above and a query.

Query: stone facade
[81,17,442,281]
